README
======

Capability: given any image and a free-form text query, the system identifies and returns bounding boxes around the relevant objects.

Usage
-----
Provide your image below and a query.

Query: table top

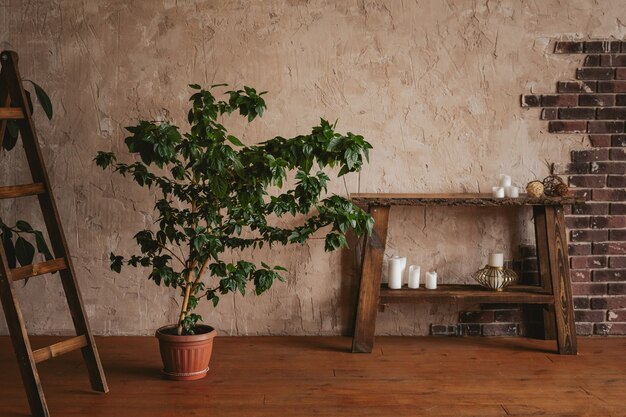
[350,193,585,207]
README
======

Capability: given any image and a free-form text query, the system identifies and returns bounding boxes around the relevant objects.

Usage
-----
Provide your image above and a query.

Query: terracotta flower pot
[155,324,217,381]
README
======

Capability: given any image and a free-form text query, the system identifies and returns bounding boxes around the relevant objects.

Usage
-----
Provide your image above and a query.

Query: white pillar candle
[488,253,504,268]
[425,271,437,290]
[499,174,512,187]
[408,265,421,289]
[505,186,519,198]
[388,256,406,289]
[492,186,505,198]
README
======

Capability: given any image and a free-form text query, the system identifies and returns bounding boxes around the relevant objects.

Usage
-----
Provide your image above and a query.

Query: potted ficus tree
[95,84,373,380]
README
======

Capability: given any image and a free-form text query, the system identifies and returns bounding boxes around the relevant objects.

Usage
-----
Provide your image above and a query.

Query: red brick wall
[431,39,626,337]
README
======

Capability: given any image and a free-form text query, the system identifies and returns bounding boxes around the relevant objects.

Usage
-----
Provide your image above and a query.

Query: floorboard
[1,336,625,416]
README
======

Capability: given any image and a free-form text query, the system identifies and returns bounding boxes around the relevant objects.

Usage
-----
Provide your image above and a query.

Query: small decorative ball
[526,181,544,197]
[543,175,569,197]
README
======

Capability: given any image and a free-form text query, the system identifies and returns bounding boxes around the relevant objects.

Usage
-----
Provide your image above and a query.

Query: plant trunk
[177,282,193,335]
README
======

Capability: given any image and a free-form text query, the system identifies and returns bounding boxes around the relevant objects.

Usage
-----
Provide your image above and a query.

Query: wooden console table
[350,193,585,355]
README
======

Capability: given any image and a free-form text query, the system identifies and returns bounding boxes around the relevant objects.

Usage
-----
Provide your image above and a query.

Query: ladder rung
[11,258,67,281]
[0,107,25,119]
[0,183,46,199]
[32,335,88,363]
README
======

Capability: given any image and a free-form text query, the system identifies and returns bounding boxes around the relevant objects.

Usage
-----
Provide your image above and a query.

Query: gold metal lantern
[471,265,519,291]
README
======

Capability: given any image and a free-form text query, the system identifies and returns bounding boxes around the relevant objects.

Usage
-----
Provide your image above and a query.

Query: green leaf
[25,90,34,115]
[29,81,53,120]
[15,220,33,232]
[14,237,35,267]
[189,84,201,89]
[226,135,244,147]
[34,231,53,261]
[2,230,16,269]
[3,120,19,151]
[110,253,124,273]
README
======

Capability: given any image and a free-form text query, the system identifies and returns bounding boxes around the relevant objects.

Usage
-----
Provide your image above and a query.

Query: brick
[430,324,458,336]
[583,55,601,66]
[458,310,494,323]
[609,148,626,161]
[557,81,596,93]
[572,202,609,215]
[559,107,596,120]
[616,68,626,80]
[598,81,626,93]
[592,268,626,281]
[549,121,587,133]
[521,95,541,107]
[577,67,614,80]
[608,309,626,321]
[609,256,626,268]
[576,322,593,335]
[597,108,626,120]
[553,162,590,174]
[458,324,481,336]
[593,242,626,255]
[519,245,536,257]
[590,162,626,174]
[565,216,590,229]
[571,149,609,162]
[574,297,590,309]
[554,41,584,53]
[579,94,615,106]
[592,189,626,201]
[521,258,538,271]
[481,323,517,336]
[542,94,578,107]
[541,108,557,120]
[590,216,626,229]
[569,243,592,255]
[570,255,607,269]
[589,135,612,147]
[617,95,626,106]
[575,309,606,322]
[611,203,626,214]
[521,271,539,285]
[568,175,605,188]
[584,41,620,53]
[494,310,521,322]
[587,121,624,134]
[607,175,626,187]
[591,296,626,309]
[612,135,626,146]
[571,269,592,282]
[572,283,607,295]
[571,229,608,242]
[610,230,626,241]
[594,323,626,335]
[570,189,591,199]
[600,54,626,66]
[608,283,626,294]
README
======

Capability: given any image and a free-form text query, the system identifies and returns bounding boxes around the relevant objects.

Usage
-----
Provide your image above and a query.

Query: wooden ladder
[0,50,108,417]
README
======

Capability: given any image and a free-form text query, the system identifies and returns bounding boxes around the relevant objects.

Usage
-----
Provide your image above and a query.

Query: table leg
[545,205,578,355]
[533,206,557,340]
[351,205,390,353]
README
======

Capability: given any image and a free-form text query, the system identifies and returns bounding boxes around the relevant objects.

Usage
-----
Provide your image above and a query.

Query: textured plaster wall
[0,0,623,336]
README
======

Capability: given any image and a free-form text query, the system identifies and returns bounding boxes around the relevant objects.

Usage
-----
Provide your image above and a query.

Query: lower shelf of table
[379,284,554,305]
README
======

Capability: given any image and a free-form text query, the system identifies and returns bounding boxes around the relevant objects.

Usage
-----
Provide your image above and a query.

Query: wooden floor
[1,336,625,417]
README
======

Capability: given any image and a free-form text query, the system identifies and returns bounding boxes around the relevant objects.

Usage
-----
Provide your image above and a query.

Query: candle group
[492,175,519,199]
[387,257,437,290]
